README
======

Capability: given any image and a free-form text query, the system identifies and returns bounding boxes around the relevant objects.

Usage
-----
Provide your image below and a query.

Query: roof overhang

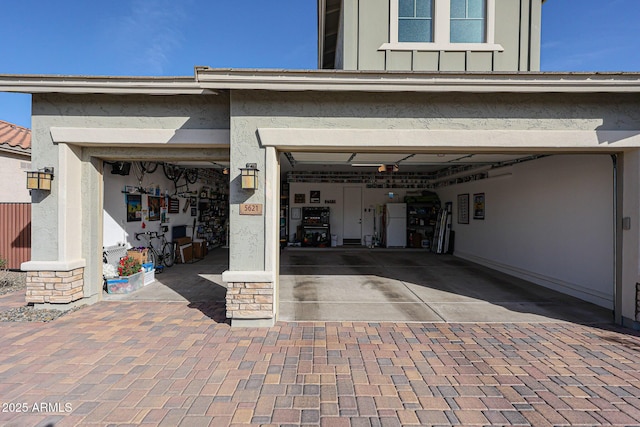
[1,69,640,96]
[0,144,31,157]
[195,68,640,93]
[0,74,215,95]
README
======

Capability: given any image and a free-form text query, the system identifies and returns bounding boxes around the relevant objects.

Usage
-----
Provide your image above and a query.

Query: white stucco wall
[103,168,203,249]
[436,154,615,308]
[0,152,31,203]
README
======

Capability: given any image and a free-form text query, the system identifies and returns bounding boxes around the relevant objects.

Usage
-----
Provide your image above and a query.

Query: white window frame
[380,0,503,52]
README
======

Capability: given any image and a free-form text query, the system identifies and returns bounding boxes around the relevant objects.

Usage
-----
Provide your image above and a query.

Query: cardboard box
[172,237,192,263]
[192,241,207,259]
[173,237,192,246]
[178,243,193,263]
[127,248,148,264]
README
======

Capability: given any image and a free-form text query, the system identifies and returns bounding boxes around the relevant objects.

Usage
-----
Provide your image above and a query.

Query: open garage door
[277,150,615,323]
[101,159,230,305]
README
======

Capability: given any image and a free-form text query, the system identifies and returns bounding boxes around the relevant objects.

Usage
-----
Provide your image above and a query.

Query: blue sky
[1,0,639,129]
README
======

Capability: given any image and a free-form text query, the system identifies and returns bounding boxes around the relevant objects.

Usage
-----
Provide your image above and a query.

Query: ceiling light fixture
[378,164,399,173]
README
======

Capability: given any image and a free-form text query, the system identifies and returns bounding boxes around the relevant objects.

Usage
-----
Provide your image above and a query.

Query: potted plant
[118,255,141,277]
[106,256,144,294]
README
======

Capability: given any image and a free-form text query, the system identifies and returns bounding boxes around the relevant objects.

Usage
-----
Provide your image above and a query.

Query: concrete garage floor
[279,248,613,324]
[103,248,228,303]
[105,247,612,325]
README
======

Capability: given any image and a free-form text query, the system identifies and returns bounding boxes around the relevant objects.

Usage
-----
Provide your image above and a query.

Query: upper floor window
[398,0,434,42]
[381,0,502,52]
[450,0,485,43]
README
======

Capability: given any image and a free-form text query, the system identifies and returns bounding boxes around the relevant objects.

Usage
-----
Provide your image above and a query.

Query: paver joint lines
[0,300,639,425]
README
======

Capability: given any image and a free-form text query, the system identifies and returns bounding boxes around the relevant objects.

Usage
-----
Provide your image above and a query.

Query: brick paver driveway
[1,298,640,426]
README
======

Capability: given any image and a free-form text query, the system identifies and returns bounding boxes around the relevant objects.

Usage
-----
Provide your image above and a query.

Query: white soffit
[50,127,230,148]
[259,128,640,151]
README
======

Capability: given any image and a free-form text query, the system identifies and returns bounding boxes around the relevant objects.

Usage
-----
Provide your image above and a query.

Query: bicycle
[163,162,199,196]
[134,231,175,270]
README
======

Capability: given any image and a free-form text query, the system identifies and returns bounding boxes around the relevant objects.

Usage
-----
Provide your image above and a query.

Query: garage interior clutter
[98,151,613,315]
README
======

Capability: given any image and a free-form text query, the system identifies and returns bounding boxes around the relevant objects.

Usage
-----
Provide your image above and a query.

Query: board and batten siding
[338,0,541,72]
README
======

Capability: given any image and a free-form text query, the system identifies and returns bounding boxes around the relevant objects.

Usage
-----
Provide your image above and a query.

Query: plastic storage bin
[106,271,144,294]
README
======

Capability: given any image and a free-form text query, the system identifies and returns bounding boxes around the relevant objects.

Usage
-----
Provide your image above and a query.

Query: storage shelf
[196,179,228,248]
[406,192,440,249]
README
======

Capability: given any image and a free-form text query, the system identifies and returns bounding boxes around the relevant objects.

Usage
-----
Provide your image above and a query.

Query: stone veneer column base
[25,268,85,304]
[226,282,274,320]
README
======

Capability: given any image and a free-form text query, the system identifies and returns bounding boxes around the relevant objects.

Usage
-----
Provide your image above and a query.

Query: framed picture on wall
[126,194,142,222]
[294,193,305,204]
[457,194,469,224]
[168,198,180,214]
[310,190,320,203]
[473,193,485,220]
[148,196,161,221]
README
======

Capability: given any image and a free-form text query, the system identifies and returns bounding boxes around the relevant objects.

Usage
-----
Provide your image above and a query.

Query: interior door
[343,187,362,240]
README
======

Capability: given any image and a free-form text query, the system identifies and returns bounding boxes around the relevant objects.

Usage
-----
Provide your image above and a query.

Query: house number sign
[239,203,263,215]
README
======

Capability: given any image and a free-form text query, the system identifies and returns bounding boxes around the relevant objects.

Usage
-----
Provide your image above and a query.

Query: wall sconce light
[26,167,54,191]
[240,163,259,190]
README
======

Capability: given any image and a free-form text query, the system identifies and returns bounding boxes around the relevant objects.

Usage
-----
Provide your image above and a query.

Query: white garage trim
[50,127,230,148]
[222,271,275,283]
[21,259,86,271]
[258,128,640,151]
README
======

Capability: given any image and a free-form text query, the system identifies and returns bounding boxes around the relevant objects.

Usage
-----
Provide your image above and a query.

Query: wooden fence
[0,203,31,270]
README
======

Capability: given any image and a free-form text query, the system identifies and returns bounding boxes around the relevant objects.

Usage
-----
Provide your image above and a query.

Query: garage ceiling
[169,153,534,174]
[283,152,531,172]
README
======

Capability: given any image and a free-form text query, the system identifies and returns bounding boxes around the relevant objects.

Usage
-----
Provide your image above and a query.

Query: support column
[223,101,273,327]
[26,267,84,305]
[22,138,89,307]
[223,271,275,327]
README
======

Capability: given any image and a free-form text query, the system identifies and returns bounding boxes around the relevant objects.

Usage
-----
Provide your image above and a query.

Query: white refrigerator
[385,203,406,248]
